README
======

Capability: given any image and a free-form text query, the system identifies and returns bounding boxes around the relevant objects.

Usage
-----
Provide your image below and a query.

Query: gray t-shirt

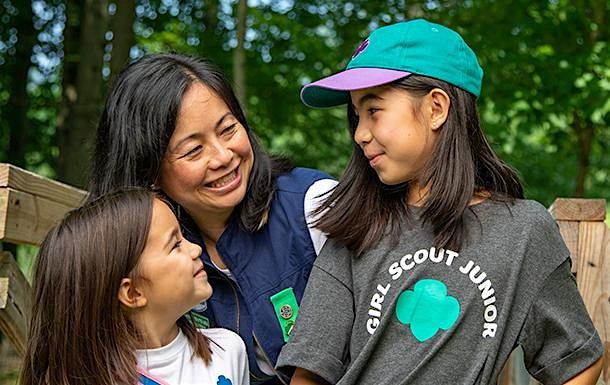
[276,199,603,385]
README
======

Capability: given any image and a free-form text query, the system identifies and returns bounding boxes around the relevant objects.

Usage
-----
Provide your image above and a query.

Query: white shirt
[137,328,249,385]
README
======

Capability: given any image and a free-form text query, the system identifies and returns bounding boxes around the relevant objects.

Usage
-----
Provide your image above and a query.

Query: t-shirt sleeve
[518,259,603,385]
[276,240,353,384]
[204,328,251,385]
[304,178,337,255]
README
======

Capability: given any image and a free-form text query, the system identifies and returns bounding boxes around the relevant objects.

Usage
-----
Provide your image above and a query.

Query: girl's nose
[186,240,202,260]
[354,121,372,147]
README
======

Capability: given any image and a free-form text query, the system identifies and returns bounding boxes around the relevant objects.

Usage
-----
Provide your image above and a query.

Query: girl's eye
[368,108,379,116]
[172,240,182,250]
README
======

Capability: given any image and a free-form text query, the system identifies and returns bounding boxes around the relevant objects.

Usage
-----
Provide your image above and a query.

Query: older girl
[277,19,603,385]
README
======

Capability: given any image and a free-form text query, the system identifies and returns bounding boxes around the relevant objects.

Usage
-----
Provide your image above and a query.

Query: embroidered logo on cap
[352,38,370,58]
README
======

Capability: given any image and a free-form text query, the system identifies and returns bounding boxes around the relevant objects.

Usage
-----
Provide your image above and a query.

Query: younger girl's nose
[186,240,202,260]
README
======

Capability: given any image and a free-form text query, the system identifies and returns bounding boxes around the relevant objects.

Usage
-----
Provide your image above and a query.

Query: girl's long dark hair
[20,189,212,385]
[88,53,292,231]
[315,75,523,256]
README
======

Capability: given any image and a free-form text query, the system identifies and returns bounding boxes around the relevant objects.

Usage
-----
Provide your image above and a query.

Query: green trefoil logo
[395,279,460,342]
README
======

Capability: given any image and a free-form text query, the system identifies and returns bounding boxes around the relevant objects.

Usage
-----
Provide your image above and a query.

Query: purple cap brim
[301,68,411,108]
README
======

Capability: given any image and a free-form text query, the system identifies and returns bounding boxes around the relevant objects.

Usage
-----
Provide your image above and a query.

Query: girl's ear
[118,278,148,309]
[428,88,451,131]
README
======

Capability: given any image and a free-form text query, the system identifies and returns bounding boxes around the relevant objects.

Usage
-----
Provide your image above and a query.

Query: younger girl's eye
[368,108,380,115]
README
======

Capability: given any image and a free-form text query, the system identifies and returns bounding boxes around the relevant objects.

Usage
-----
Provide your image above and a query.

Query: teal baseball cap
[301,19,484,108]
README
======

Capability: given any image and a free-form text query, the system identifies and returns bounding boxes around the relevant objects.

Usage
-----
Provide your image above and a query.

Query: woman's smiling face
[157,82,254,222]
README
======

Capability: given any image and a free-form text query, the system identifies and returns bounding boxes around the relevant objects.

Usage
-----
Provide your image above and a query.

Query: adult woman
[88,53,335,384]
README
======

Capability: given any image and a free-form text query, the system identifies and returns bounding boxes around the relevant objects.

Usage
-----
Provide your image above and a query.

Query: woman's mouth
[206,170,238,188]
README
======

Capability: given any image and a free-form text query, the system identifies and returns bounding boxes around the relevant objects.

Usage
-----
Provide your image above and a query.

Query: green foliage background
[0,1,609,380]
[0,0,609,203]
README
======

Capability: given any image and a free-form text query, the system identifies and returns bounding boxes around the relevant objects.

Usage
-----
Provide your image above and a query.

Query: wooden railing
[0,163,87,355]
[499,198,609,385]
[0,163,608,383]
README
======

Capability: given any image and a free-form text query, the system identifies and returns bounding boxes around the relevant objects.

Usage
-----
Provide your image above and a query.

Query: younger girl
[276,19,603,384]
[21,189,249,385]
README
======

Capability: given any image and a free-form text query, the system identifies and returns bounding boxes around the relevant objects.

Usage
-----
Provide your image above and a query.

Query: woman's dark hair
[88,53,292,231]
[315,75,523,256]
[20,189,212,385]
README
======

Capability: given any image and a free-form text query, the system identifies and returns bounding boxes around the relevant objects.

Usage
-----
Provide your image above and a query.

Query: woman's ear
[118,278,148,309]
[427,88,450,131]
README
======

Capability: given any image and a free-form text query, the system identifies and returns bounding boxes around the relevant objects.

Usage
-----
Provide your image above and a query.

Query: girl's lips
[368,154,382,167]
[194,265,207,278]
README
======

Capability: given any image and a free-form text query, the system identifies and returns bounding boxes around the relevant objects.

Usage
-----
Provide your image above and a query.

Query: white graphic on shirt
[366,247,499,339]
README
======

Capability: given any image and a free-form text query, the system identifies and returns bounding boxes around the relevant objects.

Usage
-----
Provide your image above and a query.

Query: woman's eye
[182,145,202,158]
[222,123,237,135]
[172,240,182,250]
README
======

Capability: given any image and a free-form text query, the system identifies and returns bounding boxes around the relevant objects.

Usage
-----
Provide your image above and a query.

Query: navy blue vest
[181,168,332,382]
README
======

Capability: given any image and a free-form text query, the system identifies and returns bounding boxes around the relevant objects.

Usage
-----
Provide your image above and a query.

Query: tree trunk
[6,1,35,169]
[56,0,109,188]
[233,0,247,110]
[204,0,219,33]
[572,0,607,197]
[109,0,136,84]
[201,0,222,61]
[573,114,593,197]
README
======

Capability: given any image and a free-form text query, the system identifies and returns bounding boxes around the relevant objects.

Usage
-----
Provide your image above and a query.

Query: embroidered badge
[352,38,370,58]
[279,304,293,319]
[187,311,210,329]
[270,287,299,342]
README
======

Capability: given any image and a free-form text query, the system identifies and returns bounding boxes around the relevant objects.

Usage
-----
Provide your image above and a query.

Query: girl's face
[157,82,254,223]
[137,199,212,318]
[350,85,437,187]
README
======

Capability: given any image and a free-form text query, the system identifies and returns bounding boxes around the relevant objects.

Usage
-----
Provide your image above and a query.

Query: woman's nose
[208,142,233,169]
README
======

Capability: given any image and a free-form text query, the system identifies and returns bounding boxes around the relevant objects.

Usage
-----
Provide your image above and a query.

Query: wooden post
[549,198,609,383]
[0,251,31,357]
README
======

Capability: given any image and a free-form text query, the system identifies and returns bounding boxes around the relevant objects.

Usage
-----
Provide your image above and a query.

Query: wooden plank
[0,163,87,206]
[601,233,610,383]
[549,198,606,221]
[575,221,609,382]
[576,222,607,313]
[556,220,580,273]
[0,251,31,357]
[0,188,78,245]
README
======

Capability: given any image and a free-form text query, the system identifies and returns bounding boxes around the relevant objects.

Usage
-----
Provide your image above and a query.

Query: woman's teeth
[209,171,236,188]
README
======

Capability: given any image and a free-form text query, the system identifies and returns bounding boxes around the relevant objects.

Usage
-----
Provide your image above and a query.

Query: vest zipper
[253,333,289,385]
[219,273,240,331]
[218,272,268,382]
